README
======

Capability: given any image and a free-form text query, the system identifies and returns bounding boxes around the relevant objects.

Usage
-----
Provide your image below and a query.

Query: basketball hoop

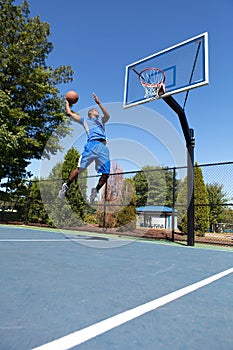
[139,68,166,100]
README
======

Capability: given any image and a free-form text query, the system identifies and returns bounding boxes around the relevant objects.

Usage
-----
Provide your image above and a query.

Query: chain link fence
[1,161,233,247]
[194,162,233,246]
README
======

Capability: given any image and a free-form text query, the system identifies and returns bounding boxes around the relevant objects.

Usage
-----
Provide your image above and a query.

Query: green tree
[0,0,73,187]
[133,166,168,207]
[222,207,233,227]
[61,147,87,219]
[164,168,181,207]
[206,183,227,231]
[177,164,210,235]
[24,178,49,224]
[176,176,188,231]
[40,148,87,227]
[133,171,148,207]
[116,178,136,231]
[194,164,210,235]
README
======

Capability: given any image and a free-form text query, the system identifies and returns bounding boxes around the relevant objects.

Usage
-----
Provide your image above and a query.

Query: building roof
[136,206,176,213]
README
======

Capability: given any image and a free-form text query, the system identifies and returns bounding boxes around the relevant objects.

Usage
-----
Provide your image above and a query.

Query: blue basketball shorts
[78,140,110,174]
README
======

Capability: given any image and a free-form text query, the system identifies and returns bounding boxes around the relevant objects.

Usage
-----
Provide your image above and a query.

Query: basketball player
[59,93,110,203]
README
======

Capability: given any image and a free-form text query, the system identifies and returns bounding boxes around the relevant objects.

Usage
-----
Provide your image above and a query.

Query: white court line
[32,267,233,350]
[0,239,68,242]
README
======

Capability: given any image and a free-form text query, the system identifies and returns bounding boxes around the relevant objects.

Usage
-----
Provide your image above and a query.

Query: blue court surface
[0,225,232,350]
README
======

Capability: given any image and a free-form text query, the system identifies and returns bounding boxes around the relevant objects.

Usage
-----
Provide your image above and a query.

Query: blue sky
[16,0,233,176]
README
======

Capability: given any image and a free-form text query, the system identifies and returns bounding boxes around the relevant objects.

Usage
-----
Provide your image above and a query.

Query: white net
[143,82,165,100]
[139,68,166,100]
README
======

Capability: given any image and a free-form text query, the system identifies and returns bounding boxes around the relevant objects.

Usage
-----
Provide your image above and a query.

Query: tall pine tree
[194,164,210,235]
[177,163,209,235]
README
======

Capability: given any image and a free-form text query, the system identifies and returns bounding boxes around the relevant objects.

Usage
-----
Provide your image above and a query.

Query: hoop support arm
[162,95,193,147]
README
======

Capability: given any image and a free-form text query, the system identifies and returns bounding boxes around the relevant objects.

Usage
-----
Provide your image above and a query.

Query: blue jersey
[78,116,110,174]
[80,116,106,141]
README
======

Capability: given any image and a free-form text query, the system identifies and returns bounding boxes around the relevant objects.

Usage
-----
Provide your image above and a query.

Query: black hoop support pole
[163,95,195,246]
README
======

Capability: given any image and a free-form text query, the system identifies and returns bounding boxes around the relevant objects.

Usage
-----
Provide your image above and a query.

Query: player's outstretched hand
[65,99,72,116]
[93,93,100,105]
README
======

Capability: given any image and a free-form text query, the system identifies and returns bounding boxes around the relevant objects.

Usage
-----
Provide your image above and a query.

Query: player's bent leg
[96,173,109,191]
[90,174,109,204]
[68,168,79,182]
[58,168,80,199]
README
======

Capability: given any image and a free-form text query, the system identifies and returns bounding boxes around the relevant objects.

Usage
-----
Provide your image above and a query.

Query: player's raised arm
[93,93,110,124]
[65,100,81,123]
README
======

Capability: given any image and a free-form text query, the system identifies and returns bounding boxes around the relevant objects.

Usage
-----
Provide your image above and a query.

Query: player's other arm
[93,93,110,124]
[65,100,81,123]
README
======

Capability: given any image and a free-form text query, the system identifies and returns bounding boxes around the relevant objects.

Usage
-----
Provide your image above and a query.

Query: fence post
[172,167,176,242]
[103,179,108,232]
[187,129,195,246]
[1,201,6,221]
[24,180,32,225]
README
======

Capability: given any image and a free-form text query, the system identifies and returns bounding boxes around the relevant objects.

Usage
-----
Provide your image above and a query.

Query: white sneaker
[59,183,68,199]
[90,188,98,204]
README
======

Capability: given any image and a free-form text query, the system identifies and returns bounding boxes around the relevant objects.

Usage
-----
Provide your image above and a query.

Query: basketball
[65,90,79,105]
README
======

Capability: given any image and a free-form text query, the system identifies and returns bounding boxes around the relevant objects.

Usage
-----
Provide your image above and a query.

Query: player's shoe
[58,183,68,199]
[90,188,98,204]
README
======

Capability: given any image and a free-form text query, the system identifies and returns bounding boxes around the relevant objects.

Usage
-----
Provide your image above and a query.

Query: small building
[136,206,177,230]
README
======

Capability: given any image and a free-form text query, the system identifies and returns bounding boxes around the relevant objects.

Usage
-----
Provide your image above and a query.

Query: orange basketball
[65,90,79,105]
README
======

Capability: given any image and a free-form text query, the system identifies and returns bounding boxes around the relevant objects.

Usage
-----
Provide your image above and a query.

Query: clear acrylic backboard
[123,32,209,108]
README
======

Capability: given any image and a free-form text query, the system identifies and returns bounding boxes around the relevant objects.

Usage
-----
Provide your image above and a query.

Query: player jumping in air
[59,93,110,203]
